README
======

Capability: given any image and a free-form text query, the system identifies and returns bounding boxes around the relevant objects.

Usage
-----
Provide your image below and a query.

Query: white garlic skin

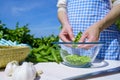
[12,62,37,80]
[4,61,19,76]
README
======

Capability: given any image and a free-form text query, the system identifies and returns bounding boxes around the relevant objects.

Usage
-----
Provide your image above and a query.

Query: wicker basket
[0,46,30,68]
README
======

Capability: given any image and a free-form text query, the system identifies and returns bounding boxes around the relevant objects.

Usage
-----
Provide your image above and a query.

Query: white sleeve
[112,0,120,6]
[57,0,67,12]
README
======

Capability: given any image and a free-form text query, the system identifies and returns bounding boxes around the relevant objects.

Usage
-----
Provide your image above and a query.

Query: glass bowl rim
[52,42,105,44]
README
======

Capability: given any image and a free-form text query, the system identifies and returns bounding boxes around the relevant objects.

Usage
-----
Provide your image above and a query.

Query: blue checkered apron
[60,0,120,60]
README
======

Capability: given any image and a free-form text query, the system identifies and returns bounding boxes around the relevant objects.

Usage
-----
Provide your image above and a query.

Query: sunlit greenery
[0,20,62,63]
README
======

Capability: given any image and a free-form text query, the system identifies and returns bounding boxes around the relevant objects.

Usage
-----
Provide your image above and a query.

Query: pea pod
[51,49,59,64]
[36,57,49,62]
[74,32,82,42]
[73,32,82,48]
[43,55,55,61]
[34,53,42,58]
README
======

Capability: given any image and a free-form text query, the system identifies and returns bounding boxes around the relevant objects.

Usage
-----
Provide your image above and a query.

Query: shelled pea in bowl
[59,42,104,68]
[52,32,105,68]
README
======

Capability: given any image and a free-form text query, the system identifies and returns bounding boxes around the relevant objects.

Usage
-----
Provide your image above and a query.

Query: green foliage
[0,20,62,63]
[0,21,34,45]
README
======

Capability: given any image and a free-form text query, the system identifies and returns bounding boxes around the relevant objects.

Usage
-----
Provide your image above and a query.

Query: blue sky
[0,0,60,37]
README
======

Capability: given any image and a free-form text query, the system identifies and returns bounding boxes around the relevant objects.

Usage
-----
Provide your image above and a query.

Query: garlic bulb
[12,62,37,80]
[4,61,19,76]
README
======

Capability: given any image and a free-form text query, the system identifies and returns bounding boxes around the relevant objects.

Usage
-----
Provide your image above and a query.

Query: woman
[57,0,120,60]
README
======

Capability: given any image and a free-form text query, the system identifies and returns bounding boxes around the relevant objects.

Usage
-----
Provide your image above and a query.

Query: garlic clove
[12,66,26,80]
[4,61,19,76]
[12,62,37,80]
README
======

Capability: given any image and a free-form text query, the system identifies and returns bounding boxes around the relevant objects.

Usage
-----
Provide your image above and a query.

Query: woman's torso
[66,0,120,60]
[67,0,119,36]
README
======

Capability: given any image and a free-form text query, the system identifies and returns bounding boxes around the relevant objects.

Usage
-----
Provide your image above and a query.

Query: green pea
[65,54,91,66]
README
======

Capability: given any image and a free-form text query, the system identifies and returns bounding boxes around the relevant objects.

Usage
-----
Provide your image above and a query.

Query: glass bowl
[53,42,104,68]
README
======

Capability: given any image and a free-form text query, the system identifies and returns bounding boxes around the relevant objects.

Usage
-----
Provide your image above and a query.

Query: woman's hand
[59,24,74,42]
[78,22,102,49]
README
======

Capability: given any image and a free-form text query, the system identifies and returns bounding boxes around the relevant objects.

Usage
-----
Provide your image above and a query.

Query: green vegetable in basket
[65,54,91,66]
